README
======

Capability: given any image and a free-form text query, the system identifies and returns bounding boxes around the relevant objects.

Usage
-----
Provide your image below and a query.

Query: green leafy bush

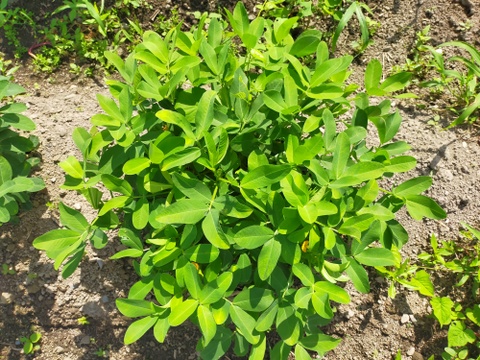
[33,3,445,358]
[0,74,45,226]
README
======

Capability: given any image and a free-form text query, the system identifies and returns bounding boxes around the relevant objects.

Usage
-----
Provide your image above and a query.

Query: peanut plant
[33,3,445,358]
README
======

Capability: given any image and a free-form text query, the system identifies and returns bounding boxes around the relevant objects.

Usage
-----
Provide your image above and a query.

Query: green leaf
[294,345,312,360]
[257,239,281,281]
[153,316,170,343]
[312,292,333,319]
[448,321,476,347]
[241,164,292,189]
[197,304,217,345]
[263,90,287,113]
[234,225,274,249]
[156,109,195,140]
[410,270,434,297]
[405,195,446,220]
[466,305,480,327]
[162,148,201,171]
[294,287,312,309]
[354,248,396,267]
[59,156,84,179]
[332,132,350,179]
[58,202,89,233]
[133,198,149,230]
[310,56,352,87]
[292,263,315,287]
[230,305,260,345]
[98,196,130,216]
[249,333,266,360]
[110,248,143,260]
[184,262,202,299]
[370,111,402,144]
[97,93,124,123]
[383,156,417,173]
[255,300,278,332]
[430,297,454,327]
[345,257,370,293]
[393,176,432,197]
[124,315,157,345]
[199,327,232,360]
[290,29,322,57]
[314,281,350,304]
[202,209,230,249]
[293,134,325,164]
[281,171,309,207]
[116,299,156,317]
[299,333,341,354]
[169,298,199,326]
[379,72,412,93]
[2,113,36,131]
[200,272,233,305]
[213,195,253,219]
[185,244,220,264]
[306,84,344,99]
[274,17,298,43]
[123,157,151,175]
[364,59,382,94]
[101,174,133,196]
[155,199,209,225]
[233,288,275,312]
[276,305,301,346]
[128,278,154,300]
[195,90,216,139]
[33,229,81,257]
[172,174,212,202]
[0,156,12,185]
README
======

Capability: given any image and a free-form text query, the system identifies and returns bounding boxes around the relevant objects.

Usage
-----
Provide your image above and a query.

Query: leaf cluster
[421,41,480,128]
[381,224,480,360]
[33,3,445,358]
[0,75,45,226]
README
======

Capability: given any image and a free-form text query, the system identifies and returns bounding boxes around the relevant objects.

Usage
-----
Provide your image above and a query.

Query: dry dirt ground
[1,0,480,359]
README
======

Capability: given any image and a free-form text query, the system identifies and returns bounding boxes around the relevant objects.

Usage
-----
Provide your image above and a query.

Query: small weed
[383,224,480,359]
[1,263,15,275]
[19,330,41,355]
[77,316,90,325]
[95,348,107,357]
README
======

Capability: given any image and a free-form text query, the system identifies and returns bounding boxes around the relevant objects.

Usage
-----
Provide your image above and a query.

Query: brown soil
[1,0,480,359]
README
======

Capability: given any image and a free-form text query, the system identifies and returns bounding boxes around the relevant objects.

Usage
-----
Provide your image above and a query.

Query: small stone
[55,346,66,354]
[101,295,109,303]
[409,314,417,323]
[80,335,91,345]
[412,352,424,360]
[407,347,415,356]
[0,292,14,305]
[57,126,67,137]
[346,309,355,319]
[400,314,410,324]
[82,301,105,319]
[73,203,82,211]
[26,283,42,294]
[442,170,454,181]
[96,259,104,270]
[50,177,57,183]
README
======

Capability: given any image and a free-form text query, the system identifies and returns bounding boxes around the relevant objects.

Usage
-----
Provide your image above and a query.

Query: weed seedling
[1,264,15,275]
[20,331,41,355]
[77,316,90,325]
